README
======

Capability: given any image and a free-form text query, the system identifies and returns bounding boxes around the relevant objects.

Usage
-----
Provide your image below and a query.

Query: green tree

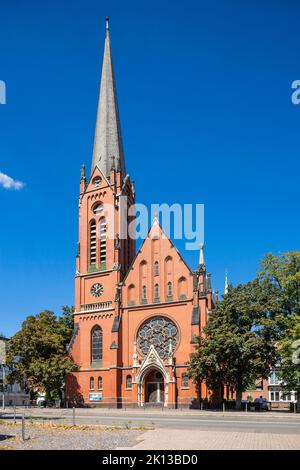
[6,310,78,400]
[259,251,300,407]
[277,314,300,409]
[259,251,300,317]
[188,280,281,409]
[58,305,75,345]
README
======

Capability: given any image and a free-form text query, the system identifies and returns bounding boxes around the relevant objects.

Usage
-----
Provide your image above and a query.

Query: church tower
[67,19,214,408]
[68,18,135,405]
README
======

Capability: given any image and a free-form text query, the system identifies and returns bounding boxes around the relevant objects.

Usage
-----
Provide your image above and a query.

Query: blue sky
[0,0,299,337]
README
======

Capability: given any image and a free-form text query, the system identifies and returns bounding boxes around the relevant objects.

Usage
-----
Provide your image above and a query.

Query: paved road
[2,409,300,435]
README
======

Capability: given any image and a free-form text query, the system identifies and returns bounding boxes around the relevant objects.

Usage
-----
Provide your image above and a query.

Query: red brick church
[66,19,215,408]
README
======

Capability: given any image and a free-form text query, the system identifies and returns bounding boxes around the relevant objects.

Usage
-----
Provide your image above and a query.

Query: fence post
[72,406,76,426]
[22,413,25,441]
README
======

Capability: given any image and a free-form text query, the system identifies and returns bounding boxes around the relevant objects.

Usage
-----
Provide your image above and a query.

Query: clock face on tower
[90,283,103,298]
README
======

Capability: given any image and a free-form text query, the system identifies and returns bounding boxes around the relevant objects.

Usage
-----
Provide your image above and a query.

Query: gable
[85,165,113,194]
[123,220,193,306]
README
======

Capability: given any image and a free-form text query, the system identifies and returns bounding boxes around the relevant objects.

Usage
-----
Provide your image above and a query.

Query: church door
[147,382,164,403]
[144,370,164,404]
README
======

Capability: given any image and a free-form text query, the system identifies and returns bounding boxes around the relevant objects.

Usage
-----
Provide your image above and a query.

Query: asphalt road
[2,409,300,434]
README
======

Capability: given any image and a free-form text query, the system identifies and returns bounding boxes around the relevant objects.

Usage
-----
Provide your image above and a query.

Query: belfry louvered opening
[90,221,97,265]
[100,218,107,264]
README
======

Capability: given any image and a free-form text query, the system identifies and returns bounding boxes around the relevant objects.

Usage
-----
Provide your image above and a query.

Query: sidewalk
[1,406,300,420]
[119,428,300,450]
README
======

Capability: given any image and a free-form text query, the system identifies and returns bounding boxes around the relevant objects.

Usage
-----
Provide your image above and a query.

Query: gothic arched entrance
[135,344,171,407]
[144,369,164,404]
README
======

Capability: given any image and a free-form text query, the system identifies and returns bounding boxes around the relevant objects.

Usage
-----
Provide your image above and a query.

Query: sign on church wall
[88,392,103,402]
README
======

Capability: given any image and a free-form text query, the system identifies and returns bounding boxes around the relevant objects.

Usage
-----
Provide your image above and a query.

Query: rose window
[137,316,179,359]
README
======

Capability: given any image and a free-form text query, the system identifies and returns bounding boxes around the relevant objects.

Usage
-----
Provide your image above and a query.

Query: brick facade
[65,20,214,408]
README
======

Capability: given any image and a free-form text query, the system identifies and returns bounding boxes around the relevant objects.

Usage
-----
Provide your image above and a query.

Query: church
[66,19,215,408]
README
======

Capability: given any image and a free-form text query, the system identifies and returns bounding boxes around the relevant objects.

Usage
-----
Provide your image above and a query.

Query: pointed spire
[199,243,205,267]
[91,18,126,178]
[224,270,228,295]
[206,272,211,291]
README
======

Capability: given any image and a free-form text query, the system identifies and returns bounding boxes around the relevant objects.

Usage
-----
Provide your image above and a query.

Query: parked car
[36,394,46,407]
[254,397,269,411]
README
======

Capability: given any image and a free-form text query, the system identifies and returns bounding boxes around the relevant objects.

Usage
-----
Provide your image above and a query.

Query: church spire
[224,270,228,294]
[199,243,205,268]
[91,18,126,178]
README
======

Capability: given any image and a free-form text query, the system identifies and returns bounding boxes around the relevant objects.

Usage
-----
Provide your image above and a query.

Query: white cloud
[0,171,25,190]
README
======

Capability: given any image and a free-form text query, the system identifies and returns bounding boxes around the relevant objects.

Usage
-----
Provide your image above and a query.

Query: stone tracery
[137,316,179,359]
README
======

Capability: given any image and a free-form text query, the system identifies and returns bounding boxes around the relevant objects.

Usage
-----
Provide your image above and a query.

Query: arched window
[154,283,159,300]
[178,277,187,300]
[93,203,103,215]
[98,376,103,390]
[90,376,94,390]
[92,176,102,187]
[90,220,97,266]
[167,282,172,297]
[99,218,106,266]
[126,375,132,389]
[128,284,136,306]
[154,261,159,276]
[142,285,147,302]
[91,326,103,365]
[182,374,189,388]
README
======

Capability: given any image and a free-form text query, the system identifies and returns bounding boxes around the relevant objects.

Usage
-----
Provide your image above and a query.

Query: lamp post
[1,364,5,409]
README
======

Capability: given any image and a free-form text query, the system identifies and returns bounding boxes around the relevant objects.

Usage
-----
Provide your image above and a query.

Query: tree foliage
[259,251,300,317]
[277,314,300,405]
[188,279,282,408]
[188,251,300,409]
[58,305,75,345]
[259,252,300,406]
[6,309,78,400]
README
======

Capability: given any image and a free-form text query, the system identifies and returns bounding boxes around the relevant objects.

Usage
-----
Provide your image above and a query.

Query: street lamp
[1,363,5,409]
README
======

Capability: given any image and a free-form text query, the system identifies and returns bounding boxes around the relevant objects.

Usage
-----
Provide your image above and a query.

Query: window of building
[154,283,159,300]
[126,375,132,389]
[154,261,159,276]
[269,391,295,402]
[182,374,189,388]
[137,316,179,359]
[255,379,263,390]
[90,221,97,265]
[92,176,102,187]
[93,203,103,215]
[167,282,172,297]
[283,393,292,401]
[90,377,94,390]
[91,326,103,364]
[269,370,281,385]
[178,277,187,299]
[142,285,147,301]
[99,218,107,265]
[98,376,103,390]
[128,284,136,306]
